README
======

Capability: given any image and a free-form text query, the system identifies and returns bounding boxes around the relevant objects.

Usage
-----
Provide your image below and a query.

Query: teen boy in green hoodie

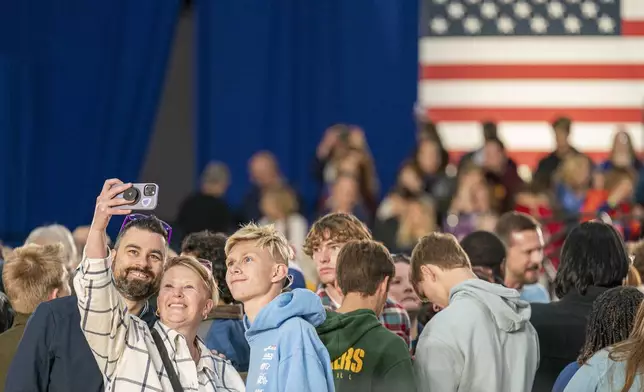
[316,240,415,392]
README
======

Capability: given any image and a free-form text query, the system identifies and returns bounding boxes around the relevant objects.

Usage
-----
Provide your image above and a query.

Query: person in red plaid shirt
[303,212,411,347]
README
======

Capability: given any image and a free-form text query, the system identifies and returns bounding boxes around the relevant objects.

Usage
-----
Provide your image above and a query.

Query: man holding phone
[5,179,169,392]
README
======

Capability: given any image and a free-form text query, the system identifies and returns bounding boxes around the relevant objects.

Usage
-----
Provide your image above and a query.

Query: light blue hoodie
[414,279,540,392]
[244,289,335,392]
[565,349,643,391]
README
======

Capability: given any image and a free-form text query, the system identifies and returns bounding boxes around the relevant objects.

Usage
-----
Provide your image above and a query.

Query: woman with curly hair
[553,286,644,391]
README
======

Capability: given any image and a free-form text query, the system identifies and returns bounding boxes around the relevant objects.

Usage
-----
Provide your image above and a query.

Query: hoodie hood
[450,279,531,332]
[244,288,326,342]
[316,309,382,360]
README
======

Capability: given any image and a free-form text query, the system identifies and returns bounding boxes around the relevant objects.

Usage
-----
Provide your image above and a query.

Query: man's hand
[91,179,134,231]
[210,349,227,360]
[85,179,133,260]
[317,126,340,159]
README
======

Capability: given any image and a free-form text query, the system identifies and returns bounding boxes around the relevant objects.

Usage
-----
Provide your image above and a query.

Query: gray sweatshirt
[414,278,540,392]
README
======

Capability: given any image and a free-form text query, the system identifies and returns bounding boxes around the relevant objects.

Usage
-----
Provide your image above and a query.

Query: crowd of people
[1,116,644,391]
[176,117,644,269]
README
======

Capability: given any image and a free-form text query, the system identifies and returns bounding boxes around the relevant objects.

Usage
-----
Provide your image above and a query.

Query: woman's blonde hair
[397,198,436,248]
[604,168,637,193]
[262,186,299,216]
[556,154,590,188]
[625,264,642,287]
[164,256,219,304]
[609,302,644,391]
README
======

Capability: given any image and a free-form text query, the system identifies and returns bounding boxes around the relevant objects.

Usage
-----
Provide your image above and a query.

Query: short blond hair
[164,256,219,304]
[225,223,294,264]
[3,243,69,313]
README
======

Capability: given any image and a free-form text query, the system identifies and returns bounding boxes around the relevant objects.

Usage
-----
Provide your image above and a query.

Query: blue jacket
[205,318,251,372]
[564,349,643,391]
[244,289,335,392]
[553,361,580,392]
[4,295,156,392]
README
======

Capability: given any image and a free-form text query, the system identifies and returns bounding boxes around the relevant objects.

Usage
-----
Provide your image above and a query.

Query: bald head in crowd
[249,151,281,188]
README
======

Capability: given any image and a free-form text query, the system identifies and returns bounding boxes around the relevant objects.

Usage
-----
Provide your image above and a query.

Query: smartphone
[113,183,159,210]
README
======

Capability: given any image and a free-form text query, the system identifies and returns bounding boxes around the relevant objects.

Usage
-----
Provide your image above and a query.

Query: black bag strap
[150,328,184,392]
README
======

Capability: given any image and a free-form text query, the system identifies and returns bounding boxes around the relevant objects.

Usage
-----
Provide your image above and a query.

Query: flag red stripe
[427,108,643,122]
[450,150,611,168]
[623,20,644,36]
[420,64,644,80]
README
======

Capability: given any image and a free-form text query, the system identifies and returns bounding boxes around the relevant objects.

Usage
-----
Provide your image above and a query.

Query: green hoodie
[316,309,415,392]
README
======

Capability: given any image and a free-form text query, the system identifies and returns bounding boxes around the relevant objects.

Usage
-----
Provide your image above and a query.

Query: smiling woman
[76,252,245,392]
[157,256,219,359]
[74,179,245,392]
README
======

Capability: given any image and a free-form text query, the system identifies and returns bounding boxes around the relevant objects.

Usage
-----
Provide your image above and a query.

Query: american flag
[419,0,644,168]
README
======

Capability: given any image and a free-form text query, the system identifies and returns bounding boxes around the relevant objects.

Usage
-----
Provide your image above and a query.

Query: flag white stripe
[419,80,644,108]
[419,38,644,65]
[624,0,644,19]
[438,122,644,151]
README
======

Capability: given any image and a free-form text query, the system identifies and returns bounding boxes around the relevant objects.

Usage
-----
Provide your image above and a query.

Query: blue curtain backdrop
[0,0,180,244]
[196,0,419,212]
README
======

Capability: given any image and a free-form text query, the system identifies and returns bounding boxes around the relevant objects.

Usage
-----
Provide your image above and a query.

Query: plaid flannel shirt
[316,287,411,348]
[74,252,245,392]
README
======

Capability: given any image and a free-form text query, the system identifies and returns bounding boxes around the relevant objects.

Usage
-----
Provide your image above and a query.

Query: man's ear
[108,248,117,268]
[271,263,289,284]
[420,264,437,282]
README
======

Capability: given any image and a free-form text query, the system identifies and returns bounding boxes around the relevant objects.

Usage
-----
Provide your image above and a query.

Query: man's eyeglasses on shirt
[119,213,173,243]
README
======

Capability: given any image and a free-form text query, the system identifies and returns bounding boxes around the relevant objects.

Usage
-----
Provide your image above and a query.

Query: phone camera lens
[123,188,140,203]
[143,185,156,197]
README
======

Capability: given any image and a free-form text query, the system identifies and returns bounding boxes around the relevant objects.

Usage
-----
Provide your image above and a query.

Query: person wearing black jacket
[529,221,630,392]
[533,117,593,189]
[4,201,167,392]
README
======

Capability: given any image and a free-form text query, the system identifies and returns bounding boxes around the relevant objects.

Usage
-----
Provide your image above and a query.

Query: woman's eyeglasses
[119,213,173,243]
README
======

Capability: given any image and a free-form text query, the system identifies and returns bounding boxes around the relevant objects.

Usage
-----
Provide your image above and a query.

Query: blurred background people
[0,243,71,387]
[175,161,234,240]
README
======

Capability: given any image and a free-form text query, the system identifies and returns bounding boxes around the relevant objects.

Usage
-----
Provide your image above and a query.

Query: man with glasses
[5,179,170,392]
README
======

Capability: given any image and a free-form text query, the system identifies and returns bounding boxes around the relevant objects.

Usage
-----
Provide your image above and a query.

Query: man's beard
[114,267,160,302]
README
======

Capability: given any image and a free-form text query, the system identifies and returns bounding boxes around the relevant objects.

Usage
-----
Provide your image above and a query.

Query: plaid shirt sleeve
[73,251,130,382]
[379,299,412,349]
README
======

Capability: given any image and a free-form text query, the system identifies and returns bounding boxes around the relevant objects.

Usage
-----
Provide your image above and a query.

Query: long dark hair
[578,287,644,365]
[555,221,630,298]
